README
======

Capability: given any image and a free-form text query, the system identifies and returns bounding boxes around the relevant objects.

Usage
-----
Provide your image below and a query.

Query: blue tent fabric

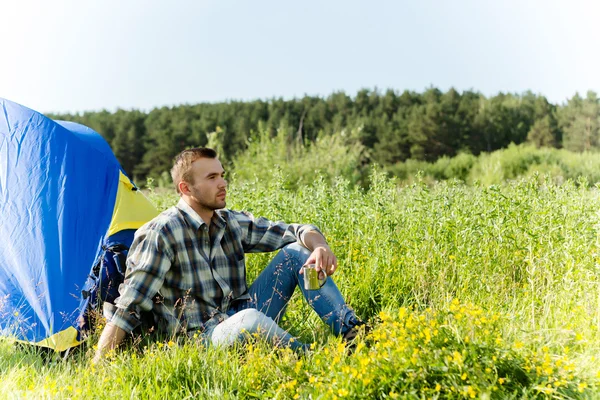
[0,98,121,343]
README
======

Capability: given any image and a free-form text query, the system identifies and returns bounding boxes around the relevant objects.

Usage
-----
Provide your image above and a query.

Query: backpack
[78,229,136,334]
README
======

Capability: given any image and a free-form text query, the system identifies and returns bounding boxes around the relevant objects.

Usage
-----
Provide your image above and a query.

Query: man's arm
[92,228,174,363]
[231,210,338,274]
[92,323,127,363]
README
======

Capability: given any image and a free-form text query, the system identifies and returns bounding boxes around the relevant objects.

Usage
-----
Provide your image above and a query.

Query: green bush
[231,128,369,189]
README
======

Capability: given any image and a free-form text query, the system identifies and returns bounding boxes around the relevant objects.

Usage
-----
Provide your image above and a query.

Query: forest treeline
[49,88,600,182]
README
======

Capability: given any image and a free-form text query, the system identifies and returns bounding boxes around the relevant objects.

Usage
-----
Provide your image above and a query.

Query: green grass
[2,168,600,399]
[387,143,600,187]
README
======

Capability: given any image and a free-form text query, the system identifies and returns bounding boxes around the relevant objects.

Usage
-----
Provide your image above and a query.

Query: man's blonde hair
[170,147,218,195]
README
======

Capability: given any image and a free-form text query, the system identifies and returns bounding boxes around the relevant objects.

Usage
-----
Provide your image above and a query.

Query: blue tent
[0,98,157,351]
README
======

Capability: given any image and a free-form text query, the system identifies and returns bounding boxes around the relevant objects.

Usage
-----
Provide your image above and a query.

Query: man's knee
[211,309,271,346]
[234,308,272,332]
[281,243,311,266]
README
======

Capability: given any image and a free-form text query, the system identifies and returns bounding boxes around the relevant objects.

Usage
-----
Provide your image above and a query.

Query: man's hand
[301,230,338,276]
[304,245,338,276]
[92,323,126,364]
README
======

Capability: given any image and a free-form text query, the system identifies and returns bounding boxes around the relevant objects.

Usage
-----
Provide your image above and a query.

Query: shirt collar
[176,198,226,230]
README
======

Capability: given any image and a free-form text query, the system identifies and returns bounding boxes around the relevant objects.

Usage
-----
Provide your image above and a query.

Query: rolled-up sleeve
[232,211,322,252]
[104,228,174,333]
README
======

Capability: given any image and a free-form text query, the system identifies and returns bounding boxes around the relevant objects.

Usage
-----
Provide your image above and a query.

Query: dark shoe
[342,321,371,353]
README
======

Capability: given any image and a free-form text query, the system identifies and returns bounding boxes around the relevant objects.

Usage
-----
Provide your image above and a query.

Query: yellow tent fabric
[14,327,82,352]
[107,171,159,236]
[34,327,81,352]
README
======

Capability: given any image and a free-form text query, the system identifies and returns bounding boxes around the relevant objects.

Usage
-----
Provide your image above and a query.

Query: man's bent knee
[284,242,311,257]
[280,243,311,268]
[211,308,271,346]
[227,308,276,336]
[234,308,268,330]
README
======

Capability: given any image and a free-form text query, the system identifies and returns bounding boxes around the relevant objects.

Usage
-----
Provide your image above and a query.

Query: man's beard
[196,196,226,211]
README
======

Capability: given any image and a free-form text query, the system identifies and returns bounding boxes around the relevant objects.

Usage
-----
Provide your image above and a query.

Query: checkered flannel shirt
[104,198,320,335]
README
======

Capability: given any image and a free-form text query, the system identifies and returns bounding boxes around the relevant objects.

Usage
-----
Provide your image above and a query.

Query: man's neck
[197,210,214,227]
[192,206,215,227]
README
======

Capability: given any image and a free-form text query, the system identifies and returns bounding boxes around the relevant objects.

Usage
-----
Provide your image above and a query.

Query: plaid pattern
[104,198,319,334]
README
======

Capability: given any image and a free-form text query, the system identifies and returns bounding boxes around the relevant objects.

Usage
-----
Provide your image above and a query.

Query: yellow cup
[302,264,327,290]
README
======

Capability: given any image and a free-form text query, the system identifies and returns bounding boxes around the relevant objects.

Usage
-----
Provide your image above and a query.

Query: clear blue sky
[1,0,598,114]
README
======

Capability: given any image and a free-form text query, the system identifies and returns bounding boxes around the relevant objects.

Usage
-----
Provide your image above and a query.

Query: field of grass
[2,166,600,399]
[387,143,600,187]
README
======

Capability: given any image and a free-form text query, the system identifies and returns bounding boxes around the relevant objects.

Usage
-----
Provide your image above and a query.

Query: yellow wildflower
[514,341,524,349]
[466,386,476,398]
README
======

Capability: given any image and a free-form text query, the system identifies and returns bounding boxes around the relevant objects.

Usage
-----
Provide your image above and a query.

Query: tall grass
[388,143,600,186]
[2,159,600,397]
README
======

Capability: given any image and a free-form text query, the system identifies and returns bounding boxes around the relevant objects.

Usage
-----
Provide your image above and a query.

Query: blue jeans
[203,243,360,351]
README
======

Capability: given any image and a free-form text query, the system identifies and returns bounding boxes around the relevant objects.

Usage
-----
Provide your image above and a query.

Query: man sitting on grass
[93,147,363,362]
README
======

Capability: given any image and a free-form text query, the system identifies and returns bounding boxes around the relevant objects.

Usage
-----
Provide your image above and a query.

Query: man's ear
[179,180,191,196]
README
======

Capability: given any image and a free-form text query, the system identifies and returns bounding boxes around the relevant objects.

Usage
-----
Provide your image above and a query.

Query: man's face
[183,157,227,212]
